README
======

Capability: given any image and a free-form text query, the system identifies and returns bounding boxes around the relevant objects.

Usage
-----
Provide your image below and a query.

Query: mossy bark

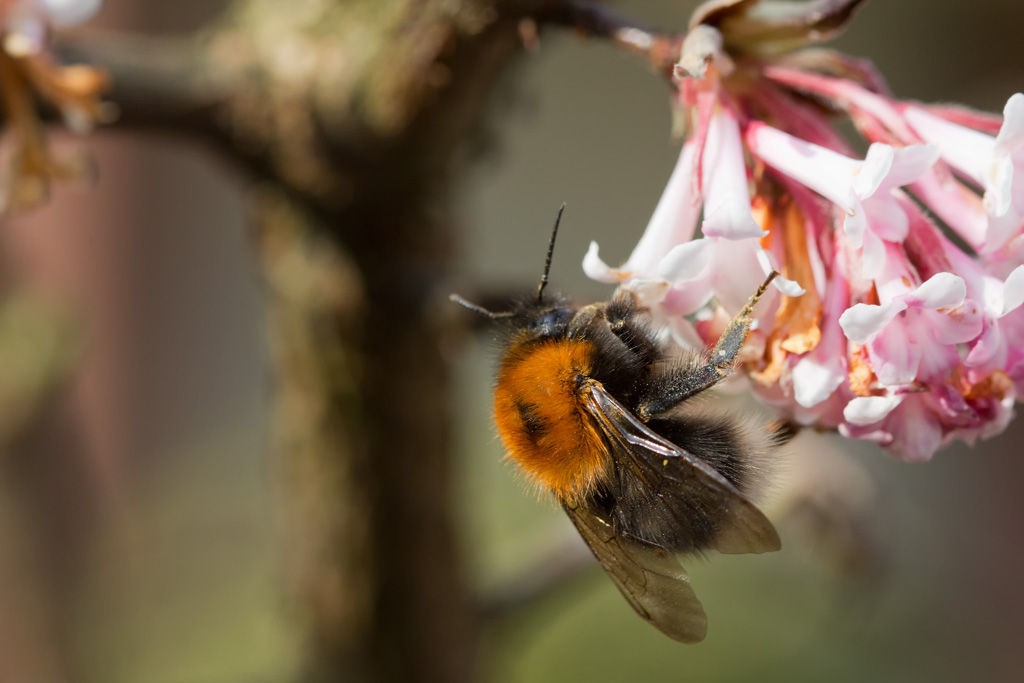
[67,0,550,678]
[214,2,532,681]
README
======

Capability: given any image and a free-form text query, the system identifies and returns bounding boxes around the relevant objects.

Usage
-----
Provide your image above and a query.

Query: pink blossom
[41,0,102,27]
[584,0,1024,462]
[839,258,981,387]
[746,122,938,278]
[2,0,102,56]
[584,142,700,286]
[904,95,1024,253]
[584,108,802,330]
[0,0,109,212]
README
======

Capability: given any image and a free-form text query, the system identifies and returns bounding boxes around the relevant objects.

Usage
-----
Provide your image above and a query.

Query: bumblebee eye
[530,308,574,337]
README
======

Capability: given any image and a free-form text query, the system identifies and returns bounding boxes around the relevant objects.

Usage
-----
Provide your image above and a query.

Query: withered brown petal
[690,0,868,56]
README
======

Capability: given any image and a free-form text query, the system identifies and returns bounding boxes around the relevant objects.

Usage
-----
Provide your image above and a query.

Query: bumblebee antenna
[449,293,514,319]
[536,203,566,304]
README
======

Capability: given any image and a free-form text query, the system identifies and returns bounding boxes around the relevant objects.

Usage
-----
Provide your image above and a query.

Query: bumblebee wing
[582,381,781,555]
[562,499,708,643]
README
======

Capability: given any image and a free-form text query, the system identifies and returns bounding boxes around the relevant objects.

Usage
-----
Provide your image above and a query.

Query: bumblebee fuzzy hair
[650,396,792,504]
[453,206,789,643]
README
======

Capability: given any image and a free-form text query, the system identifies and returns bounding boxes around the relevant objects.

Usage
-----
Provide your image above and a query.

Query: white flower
[42,0,103,27]
[905,94,1024,252]
[585,110,800,319]
[699,107,765,240]
[746,122,938,273]
[584,142,700,283]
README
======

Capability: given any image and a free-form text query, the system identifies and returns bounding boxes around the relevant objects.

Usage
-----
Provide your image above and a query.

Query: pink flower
[839,261,981,387]
[584,142,700,286]
[904,94,1024,253]
[584,0,1024,462]
[2,0,103,56]
[41,0,102,27]
[585,108,802,346]
[0,0,109,212]
[746,122,938,277]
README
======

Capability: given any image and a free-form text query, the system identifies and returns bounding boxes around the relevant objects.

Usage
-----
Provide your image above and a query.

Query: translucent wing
[563,498,709,643]
[581,380,781,556]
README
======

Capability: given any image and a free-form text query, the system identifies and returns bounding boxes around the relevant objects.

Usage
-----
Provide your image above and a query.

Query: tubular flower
[584,0,1022,461]
[0,0,109,212]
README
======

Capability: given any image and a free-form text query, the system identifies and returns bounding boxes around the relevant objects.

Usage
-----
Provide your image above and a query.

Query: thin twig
[534,0,681,76]
[55,1,682,168]
[58,31,221,137]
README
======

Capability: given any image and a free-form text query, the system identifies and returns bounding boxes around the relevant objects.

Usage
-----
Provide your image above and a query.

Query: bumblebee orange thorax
[493,338,609,501]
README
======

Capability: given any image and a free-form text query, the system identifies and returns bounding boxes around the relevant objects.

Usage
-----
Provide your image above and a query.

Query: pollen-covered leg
[637,271,778,421]
[603,290,661,367]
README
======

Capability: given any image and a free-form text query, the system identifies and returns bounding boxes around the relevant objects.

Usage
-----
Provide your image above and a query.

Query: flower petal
[879,144,940,191]
[772,275,805,297]
[755,248,805,296]
[844,395,901,426]
[700,109,766,240]
[965,317,1005,368]
[582,241,624,283]
[792,355,844,408]
[853,143,894,199]
[42,0,104,27]
[929,298,983,345]
[910,171,987,248]
[624,142,700,275]
[839,300,907,344]
[1001,265,1024,316]
[888,396,942,462]
[905,105,994,189]
[860,227,886,280]
[657,238,713,283]
[662,281,715,316]
[994,93,1024,162]
[986,154,1014,217]
[842,197,867,248]
[710,239,769,313]
[982,204,1023,253]
[702,200,768,239]
[903,272,966,310]
[867,319,921,386]
[865,195,909,242]
[747,122,858,212]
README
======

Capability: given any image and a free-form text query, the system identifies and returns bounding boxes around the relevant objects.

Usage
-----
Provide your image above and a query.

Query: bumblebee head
[449,203,569,330]
[448,294,575,342]
[526,305,575,338]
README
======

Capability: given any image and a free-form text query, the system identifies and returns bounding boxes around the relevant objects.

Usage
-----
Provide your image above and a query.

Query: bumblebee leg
[567,304,601,339]
[604,290,661,366]
[637,272,778,421]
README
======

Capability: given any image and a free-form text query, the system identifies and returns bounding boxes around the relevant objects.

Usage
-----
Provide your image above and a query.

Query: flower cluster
[0,0,108,212]
[585,0,1023,461]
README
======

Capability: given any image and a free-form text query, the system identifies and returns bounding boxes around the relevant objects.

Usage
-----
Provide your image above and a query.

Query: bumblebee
[453,206,788,643]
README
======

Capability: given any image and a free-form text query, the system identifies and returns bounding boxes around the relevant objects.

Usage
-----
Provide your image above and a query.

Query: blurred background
[1,0,1023,681]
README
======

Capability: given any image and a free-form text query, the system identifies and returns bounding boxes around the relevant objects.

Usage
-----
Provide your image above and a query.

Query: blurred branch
[59,32,221,137]
[56,0,680,202]
[52,1,685,681]
[163,2,544,682]
[533,0,681,74]
[58,29,360,220]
